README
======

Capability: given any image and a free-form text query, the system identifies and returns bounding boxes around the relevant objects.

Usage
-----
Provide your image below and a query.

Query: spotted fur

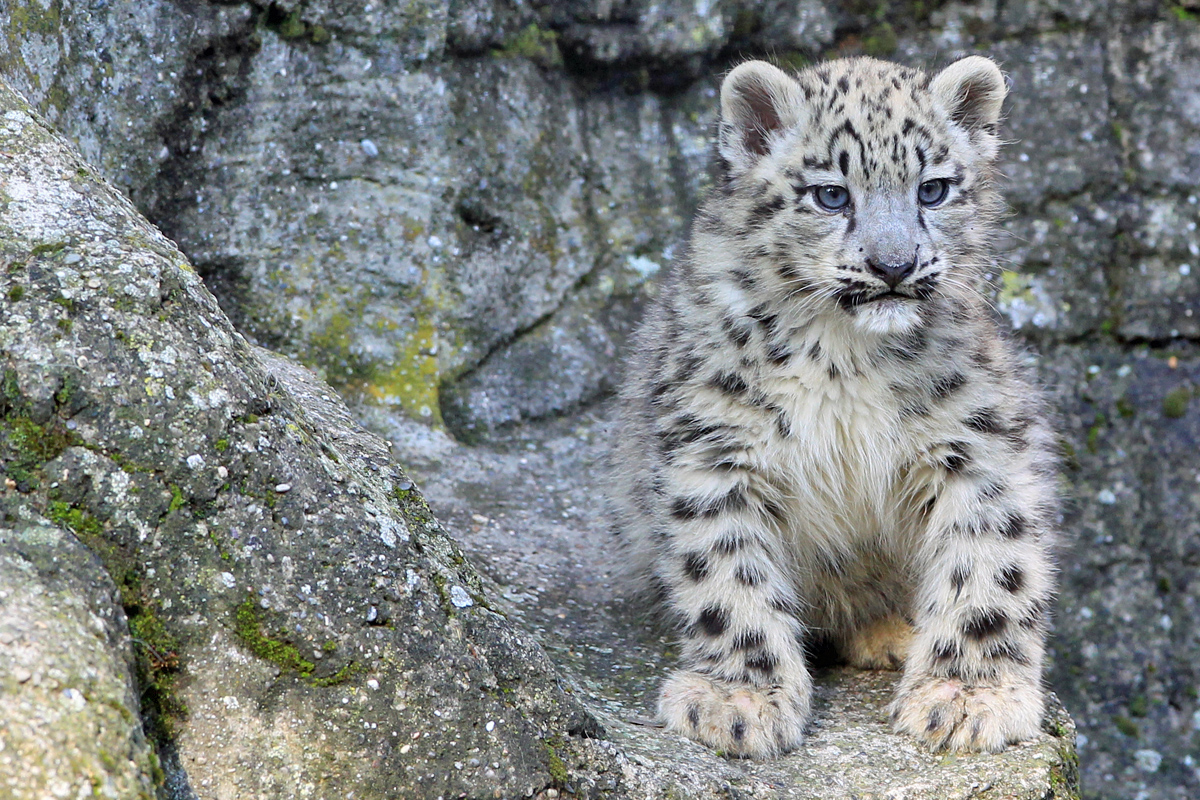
[611,56,1058,758]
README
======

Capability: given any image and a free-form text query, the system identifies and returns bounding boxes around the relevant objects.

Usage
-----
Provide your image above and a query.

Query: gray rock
[0,78,598,799]
[0,516,156,800]
[1041,342,1200,800]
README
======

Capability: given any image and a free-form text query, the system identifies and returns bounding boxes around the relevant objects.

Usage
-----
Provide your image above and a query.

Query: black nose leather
[865,257,916,289]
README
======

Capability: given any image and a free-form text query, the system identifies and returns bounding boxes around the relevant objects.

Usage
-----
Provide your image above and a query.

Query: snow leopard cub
[611,56,1058,758]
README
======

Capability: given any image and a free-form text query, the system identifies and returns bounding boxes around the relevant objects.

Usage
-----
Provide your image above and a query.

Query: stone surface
[0,81,599,800]
[0,518,156,800]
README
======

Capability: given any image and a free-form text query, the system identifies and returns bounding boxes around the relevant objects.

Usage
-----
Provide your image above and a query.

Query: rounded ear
[930,56,1007,133]
[719,61,802,175]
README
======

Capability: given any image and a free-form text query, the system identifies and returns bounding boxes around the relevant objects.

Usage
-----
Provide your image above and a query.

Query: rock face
[0,83,598,799]
[3,0,1200,798]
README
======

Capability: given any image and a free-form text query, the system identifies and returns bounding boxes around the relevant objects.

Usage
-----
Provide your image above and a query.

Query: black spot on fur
[950,565,969,598]
[838,150,850,175]
[979,481,1007,501]
[711,371,748,397]
[746,650,778,675]
[687,704,700,729]
[731,718,747,742]
[731,268,756,290]
[932,639,960,663]
[999,513,1029,540]
[747,304,779,337]
[698,606,729,637]
[983,640,1030,666]
[748,195,786,228]
[926,708,944,733]
[657,416,732,455]
[964,407,1006,436]
[931,372,967,401]
[714,534,746,554]
[721,316,751,348]
[734,630,766,650]
[997,564,1025,593]
[673,352,703,384]
[683,552,710,582]
[1019,598,1051,630]
[944,442,971,473]
[735,563,765,586]
[670,486,748,520]
[766,343,792,366]
[962,609,1008,641]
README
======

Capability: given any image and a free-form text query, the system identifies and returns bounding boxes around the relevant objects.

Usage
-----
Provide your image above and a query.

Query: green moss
[861,21,898,56]
[1171,3,1200,22]
[29,241,67,258]
[1157,576,1172,593]
[492,24,562,67]
[6,284,23,302]
[322,640,338,652]
[366,316,443,425]
[1163,386,1191,418]
[48,496,187,739]
[167,484,186,514]
[214,438,229,453]
[1086,412,1107,454]
[543,736,569,786]
[1114,714,1139,737]
[2,368,19,405]
[233,599,315,676]
[3,415,77,485]
[773,51,811,72]
[1115,396,1136,419]
[1129,695,1148,717]
[46,500,103,539]
[311,660,359,687]
[309,24,331,44]
[276,9,308,39]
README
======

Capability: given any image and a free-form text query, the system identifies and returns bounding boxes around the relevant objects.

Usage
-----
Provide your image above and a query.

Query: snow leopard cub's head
[696,56,1007,336]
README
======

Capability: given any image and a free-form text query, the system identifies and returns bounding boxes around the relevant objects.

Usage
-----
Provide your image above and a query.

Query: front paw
[658,669,810,758]
[889,675,1044,753]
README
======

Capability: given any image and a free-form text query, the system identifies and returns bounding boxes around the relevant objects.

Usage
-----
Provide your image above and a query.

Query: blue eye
[814,185,850,211]
[918,179,950,207]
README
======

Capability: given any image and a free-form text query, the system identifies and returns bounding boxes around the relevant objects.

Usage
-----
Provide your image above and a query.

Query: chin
[849,296,925,335]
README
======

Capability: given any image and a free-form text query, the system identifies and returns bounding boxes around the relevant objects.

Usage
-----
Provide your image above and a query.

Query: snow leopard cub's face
[707,56,1007,336]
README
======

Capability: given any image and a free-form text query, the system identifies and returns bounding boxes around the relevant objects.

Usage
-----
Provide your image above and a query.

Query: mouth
[835,288,916,312]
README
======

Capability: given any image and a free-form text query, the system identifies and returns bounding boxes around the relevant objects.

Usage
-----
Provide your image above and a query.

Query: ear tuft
[719,61,800,173]
[930,56,1006,133]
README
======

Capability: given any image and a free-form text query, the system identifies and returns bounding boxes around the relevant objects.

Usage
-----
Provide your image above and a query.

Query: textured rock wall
[4,1,1200,798]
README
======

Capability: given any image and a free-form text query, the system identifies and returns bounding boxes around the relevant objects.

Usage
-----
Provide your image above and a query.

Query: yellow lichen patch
[366,315,442,425]
[998,269,1034,304]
